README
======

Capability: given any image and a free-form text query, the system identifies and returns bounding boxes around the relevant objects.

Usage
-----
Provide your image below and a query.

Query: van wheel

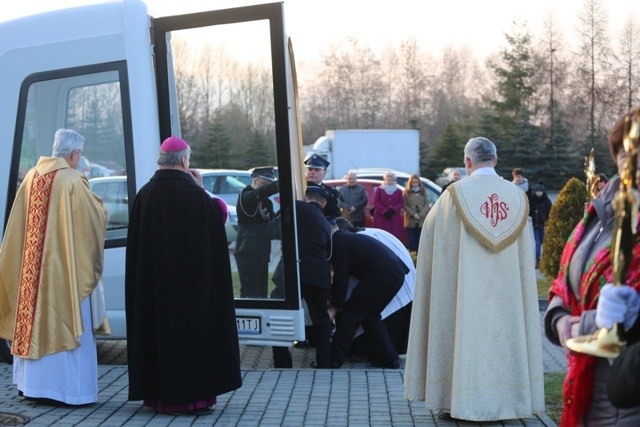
[0,339,13,364]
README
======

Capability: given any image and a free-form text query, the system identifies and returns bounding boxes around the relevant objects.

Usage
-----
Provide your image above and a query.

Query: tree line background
[179,0,640,190]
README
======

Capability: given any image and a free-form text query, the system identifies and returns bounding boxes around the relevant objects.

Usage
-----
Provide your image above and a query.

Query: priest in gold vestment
[404,137,544,421]
[0,129,108,405]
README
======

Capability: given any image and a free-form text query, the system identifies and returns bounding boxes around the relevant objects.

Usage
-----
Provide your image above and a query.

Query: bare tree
[172,36,204,144]
[573,0,612,150]
[377,45,401,128]
[396,37,428,128]
[235,63,274,134]
[612,15,640,115]
[316,37,384,129]
[427,45,483,145]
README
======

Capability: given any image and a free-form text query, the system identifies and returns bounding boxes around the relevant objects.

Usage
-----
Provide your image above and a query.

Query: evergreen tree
[499,109,541,179]
[429,120,467,173]
[243,128,273,169]
[195,109,232,169]
[486,25,544,178]
[542,109,581,189]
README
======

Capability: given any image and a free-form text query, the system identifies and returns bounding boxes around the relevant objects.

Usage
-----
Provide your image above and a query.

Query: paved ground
[0,309,563,426]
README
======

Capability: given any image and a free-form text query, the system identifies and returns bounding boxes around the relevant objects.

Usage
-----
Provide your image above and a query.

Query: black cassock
[125,169,241,404]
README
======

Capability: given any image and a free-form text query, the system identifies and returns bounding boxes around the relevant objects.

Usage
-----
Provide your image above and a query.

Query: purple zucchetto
[160,136,189,152]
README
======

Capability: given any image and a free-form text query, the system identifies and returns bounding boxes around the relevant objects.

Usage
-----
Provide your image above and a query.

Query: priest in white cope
[0,129,109,405]
[403,136,544,422]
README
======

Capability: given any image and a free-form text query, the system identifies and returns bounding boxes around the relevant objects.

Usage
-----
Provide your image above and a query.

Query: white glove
[596,284,640,329]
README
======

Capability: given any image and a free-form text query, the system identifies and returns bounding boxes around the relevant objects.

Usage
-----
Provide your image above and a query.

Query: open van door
[152,3,306,346]
[0,0,305,350]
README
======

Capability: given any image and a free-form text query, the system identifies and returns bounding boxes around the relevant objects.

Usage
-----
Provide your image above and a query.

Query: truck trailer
[305,129,420,179]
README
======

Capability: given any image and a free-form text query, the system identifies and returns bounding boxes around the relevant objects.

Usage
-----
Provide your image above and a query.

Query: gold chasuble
[404,173,544,421]
[0,157,108,359]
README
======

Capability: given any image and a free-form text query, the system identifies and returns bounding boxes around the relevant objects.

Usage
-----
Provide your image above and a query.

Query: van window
[13,64,131,243]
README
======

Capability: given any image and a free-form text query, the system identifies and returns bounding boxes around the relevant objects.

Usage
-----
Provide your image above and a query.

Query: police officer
[235,166,278,298]
[304,154,340,229]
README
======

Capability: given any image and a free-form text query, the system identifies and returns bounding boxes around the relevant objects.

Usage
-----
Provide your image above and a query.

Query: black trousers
[331,278,402,367]
[272,346,292,368]
[301,283,332,368]
[235,253,269,298]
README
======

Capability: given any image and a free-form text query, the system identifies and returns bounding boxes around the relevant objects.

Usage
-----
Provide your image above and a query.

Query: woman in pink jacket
[372,171,405,242]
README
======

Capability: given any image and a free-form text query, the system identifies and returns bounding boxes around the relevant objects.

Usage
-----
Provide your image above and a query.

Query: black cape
[125,169,241,404]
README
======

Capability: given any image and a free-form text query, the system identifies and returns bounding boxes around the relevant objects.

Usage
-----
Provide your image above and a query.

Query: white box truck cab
[0,0,308,346]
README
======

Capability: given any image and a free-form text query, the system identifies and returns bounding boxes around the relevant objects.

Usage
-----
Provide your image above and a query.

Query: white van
[0,0,307,347]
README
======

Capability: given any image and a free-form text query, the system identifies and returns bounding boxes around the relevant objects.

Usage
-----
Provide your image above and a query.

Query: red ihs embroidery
[480,193,509,227]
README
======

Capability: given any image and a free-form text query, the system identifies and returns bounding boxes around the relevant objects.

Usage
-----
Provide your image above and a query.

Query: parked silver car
[198,169,252,206]
[435,166,467,188]
[89,175,239,244]
[89,176,129,229]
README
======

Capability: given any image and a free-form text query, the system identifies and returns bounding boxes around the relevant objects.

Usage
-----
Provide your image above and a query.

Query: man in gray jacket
[338,171,368,228]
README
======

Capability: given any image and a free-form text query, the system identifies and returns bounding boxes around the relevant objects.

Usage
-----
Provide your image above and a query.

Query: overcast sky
[4,0,639,63]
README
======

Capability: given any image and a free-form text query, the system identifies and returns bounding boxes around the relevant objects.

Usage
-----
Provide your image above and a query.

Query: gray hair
[344,170,357,179]
[51,129,85,158]
[464,137,497,163]
[383,171,397,181]
[157,147,191,166]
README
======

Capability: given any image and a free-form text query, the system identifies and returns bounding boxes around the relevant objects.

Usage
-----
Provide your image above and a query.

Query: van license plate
[236,316,261,334]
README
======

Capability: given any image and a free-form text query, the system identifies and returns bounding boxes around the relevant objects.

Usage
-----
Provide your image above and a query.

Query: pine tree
[542,109,581,189]
[486,25,544,178]
[197,110,232,169]
[243,129,273,169]
[430,120,467,172]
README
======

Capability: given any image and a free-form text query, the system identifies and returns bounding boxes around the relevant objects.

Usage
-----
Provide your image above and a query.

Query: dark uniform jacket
[330,230,409,308]
[319,182,341,222]
[295,200,331,289]
[125,169,241,404]
[235,181,279,256]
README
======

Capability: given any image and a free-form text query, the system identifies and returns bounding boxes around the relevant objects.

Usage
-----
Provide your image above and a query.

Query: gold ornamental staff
[567,110,640,358]
[584,148,599,202]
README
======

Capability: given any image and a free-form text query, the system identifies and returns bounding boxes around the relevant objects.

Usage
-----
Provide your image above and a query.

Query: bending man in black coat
[296,186,333,368]
[329,230,409,369]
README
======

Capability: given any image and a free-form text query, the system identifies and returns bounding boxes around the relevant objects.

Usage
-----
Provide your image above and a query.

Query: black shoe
[436,410,453,420]
[330,361,342,369]
[370,359,400,369]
